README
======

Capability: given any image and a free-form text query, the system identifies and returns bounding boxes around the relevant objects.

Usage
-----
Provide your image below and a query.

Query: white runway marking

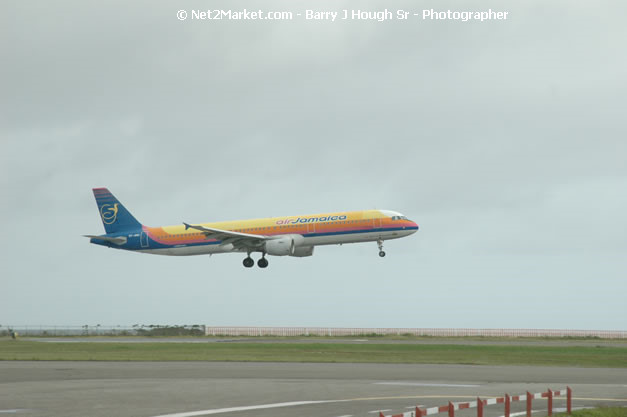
[151,400,338,417]
[369,410,390,413]
[148,395,504,417]
[150,394,609,417]
[501,411,539,417]
[375,382,480,388]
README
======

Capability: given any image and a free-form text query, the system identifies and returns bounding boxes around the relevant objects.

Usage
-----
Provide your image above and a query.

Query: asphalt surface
[1,361,626,417]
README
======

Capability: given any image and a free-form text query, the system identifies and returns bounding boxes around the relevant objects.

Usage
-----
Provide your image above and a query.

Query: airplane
[85,188,419,268]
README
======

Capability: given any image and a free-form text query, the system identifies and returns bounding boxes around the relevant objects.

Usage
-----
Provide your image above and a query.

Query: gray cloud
[1,0,626,329]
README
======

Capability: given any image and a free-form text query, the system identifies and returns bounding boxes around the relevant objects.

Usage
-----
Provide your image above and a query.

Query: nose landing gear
[377,239,386,257]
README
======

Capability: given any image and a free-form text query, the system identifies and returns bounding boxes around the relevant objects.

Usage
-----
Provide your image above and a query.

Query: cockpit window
[392,215,409,221]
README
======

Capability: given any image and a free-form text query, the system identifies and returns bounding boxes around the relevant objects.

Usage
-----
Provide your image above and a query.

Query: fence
[380,387,572,417]
[204,327,627,338]
[3,326,626,339]
[0,325,205,337]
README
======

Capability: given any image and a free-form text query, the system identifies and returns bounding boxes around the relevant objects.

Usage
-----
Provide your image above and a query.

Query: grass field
[1,340,626,366]
[554,408,627,417]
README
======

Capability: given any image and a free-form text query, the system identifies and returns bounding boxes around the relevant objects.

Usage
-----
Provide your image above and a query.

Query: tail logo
[100,203,119,224]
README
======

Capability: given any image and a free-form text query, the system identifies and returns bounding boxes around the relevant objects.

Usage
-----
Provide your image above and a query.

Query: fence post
[547,389,553,416]
[526,392,532,417]
[449,401,455,417]
[477,398,483,417]
[505,394,510,417]
[567,387,572,415]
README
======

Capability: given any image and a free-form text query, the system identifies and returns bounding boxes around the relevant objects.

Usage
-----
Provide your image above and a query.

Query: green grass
[1,340,626,366]
[554,407,627,417]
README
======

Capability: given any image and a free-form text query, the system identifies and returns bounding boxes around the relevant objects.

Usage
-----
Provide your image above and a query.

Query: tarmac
[1,361,626,417]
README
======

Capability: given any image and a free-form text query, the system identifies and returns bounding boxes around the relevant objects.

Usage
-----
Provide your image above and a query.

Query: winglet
[183,222,191,230]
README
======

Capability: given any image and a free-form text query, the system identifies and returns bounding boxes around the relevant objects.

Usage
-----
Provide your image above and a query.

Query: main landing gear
[243,253,268,268]
[377,239,386,257]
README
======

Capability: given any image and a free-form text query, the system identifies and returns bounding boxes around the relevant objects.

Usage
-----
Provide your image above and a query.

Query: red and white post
[567,386,572,415]
[547,389,553,416]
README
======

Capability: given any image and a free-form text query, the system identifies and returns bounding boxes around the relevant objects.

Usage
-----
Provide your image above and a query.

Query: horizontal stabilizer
[84,235,127,245]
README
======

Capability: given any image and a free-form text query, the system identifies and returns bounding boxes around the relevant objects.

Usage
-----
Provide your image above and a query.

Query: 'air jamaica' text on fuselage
[275,215,347,225]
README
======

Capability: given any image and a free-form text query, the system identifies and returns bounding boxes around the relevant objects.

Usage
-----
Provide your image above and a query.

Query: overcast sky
[2,1,626,330]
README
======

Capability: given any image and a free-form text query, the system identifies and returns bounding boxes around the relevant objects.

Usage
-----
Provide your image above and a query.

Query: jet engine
[291,246,314,257]
[264,235,305,256]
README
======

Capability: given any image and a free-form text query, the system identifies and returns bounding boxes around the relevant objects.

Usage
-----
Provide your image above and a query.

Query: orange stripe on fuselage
[144,210,403,244]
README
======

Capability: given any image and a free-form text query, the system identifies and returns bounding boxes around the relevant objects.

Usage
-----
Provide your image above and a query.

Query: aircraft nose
[410,221,419,232]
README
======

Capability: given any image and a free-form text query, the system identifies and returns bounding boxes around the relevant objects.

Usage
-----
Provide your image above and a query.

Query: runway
[1,361,625,417]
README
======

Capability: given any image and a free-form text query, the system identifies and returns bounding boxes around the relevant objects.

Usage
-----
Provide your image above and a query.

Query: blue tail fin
[93,188,142,234]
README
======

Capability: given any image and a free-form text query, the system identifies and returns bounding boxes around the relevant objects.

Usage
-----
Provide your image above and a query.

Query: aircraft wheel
[379,251,386,257]
[243,257,254,268]
[257,257,268,268]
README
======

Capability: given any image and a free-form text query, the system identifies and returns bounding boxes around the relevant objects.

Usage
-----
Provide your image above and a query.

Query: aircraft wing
[183,223,267,249]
